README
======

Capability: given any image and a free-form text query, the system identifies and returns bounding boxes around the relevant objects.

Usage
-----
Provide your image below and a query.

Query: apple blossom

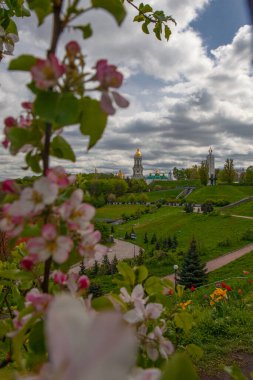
[31,53,65,89]
[0,203,24,237]
[66,41,81,56]
[124,300,163,324]
[78,275,90,289]
[52,270,68,285]
[146,326,174,361]
[78,226,107,262]
[21,102,33,111]
[9,177,58,217]
[94,59,123,89]
[120,285,147,305]
[1,179,20,194]
[20,254,39,271]
[20,294,137,380]
[27,224,73,264]
[25,288,52,311]
[128,368,161,380]
[57,189,95,230]
[112,91,129,108]
[47,166,76,188]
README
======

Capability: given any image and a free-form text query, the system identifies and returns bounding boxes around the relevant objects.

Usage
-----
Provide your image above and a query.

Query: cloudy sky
[0,0,253,179]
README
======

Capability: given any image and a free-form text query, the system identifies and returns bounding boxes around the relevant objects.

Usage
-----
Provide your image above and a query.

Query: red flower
[238,288,243,295]
[221,281,227,289]
[167,288,174,295]
[226,285,232,292]
[243,271,249,275]
[190,286,196,292]
[248,279,253,284]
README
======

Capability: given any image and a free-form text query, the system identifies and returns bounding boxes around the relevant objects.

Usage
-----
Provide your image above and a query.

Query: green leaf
[133,14,145,22]
[92,0,126,25]
[139,4,153,13]
[142,21,150,34]
[186,344,203,360]
[26,152,42,173]
[153,21,162,41]
[161,353,199,380]
[29,320,46,354]
[8,128,31,152]
[92,296,113,311]
[135,265,148,283]
[51,136,76,162]
[74,24,93,39]
[27,0,52,25]
[164,25,171,41]
[224,366,248,380]
[174,312,193,333]
[0,270,34,281]
[117,262,135,286]
[79,97,107,149]
[5,19,18,34]
[9,54,36,71]
[145,276,163,295]
[34,92,80,126]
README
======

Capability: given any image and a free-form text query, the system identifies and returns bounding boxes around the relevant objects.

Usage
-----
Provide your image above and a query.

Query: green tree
[101,254,111,275]
[144,232,149,244]
[184,203,193,213]
[219,158,236,184]
[151,233,157,244]
[125,231,129,240]
[244,166,253,184]
[178,237,207,288]
[198,161,208,186]
[110,255,118,274]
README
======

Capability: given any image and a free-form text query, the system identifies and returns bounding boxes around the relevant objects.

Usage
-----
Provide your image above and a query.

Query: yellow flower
[180,300,192,310]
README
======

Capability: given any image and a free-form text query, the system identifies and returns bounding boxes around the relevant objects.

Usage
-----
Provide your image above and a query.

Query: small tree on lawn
[144,232,149,244]
[151,233,157,244]
[92,260,99,276]
[178,237,207,288]
[79,260,86,275]
[125,231,129,240]
[110,255,118,274]
[101,254,111,275]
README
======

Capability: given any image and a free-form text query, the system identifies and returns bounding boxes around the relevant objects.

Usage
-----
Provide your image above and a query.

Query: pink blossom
[47,166,76,188]
[78,275,90,289]
[20,254,38,271]
[101,91,116,115]
[78,227,107,261]
[31,53,66,90]
[12,311,30,331]
[146,326,174,361]
[112,91,129,108]
[25,288,52,311]
[2,138,9,148]
[0,203,23,237]
[4,116,16,128]
[43,295,137,380]
[27,224,73,264]
[128,368,161,380]
[124,300,163,324]
[52,270,68,285]
[21,102,33,111]
[57,189,95,231]
[94,59,123,89]
[120,285,147,305]
[1,179,19,194]
[66,41,81,56]
[9,177,58,217]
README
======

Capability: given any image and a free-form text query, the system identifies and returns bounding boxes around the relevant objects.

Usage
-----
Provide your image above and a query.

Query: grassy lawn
[146,189,182,201]
[150,179,201,189]
[208,250,253,283]
[115,206,253,263]
[222,200,253,217]
[95,204,147,219]
[187,185,253,204]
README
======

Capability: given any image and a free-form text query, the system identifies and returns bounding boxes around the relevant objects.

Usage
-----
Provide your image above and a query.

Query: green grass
[95,205,147,219]
[208,250,253,283]
[115,206,253,263]
[150,179,201,189]
[145,189,181,201]
[187,185,253,204]
[222,200,253,217]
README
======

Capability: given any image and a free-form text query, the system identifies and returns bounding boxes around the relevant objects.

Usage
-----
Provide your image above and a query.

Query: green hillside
[187,185,253,204]
[115,206,253,262]
[222,200,253,217]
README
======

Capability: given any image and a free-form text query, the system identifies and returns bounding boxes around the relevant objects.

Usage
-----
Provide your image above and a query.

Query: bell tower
[132,148,144,179]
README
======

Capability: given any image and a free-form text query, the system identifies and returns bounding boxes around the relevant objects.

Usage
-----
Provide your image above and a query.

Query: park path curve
[166,243,253,282]
[71,239,140,273]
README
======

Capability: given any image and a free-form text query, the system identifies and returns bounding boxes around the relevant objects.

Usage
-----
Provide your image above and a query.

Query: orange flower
[180,300,192,310]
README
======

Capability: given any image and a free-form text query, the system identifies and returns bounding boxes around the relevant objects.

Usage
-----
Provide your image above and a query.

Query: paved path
[71,239,140,273]
[166,243,253,282]
[230,214,253,220]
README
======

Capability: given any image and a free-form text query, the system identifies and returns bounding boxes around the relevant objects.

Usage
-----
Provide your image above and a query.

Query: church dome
[135,148,142,157]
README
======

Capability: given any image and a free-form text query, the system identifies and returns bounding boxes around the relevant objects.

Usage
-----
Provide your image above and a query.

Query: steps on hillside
[221,196,253,209]
[176,187,195,199]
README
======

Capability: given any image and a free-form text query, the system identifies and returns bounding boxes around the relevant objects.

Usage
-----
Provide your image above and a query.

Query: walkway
[166,243,253,282]
[71,239,140,273]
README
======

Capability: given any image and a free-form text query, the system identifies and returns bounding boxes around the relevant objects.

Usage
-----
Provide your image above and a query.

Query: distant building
[132,148,144,179]
[146,169,169,184]
[116,169,125,179]
[207,147,216,185]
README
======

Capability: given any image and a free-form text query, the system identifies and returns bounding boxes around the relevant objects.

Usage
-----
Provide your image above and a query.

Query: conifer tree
[178,237,207,288]
[155,241,160,250]
[111,225,115,234]
[125,231,129,240]
[144,232,149,244]
[110,255,118,274]
[79,260,86,275]
[101,254,111,275]
[92,260,99,275]
[137,248,144,265]
[151,233,157,244]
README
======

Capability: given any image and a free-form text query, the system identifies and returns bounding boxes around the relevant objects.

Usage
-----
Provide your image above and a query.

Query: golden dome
[117,170,124,179]
[135,148,142,157]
